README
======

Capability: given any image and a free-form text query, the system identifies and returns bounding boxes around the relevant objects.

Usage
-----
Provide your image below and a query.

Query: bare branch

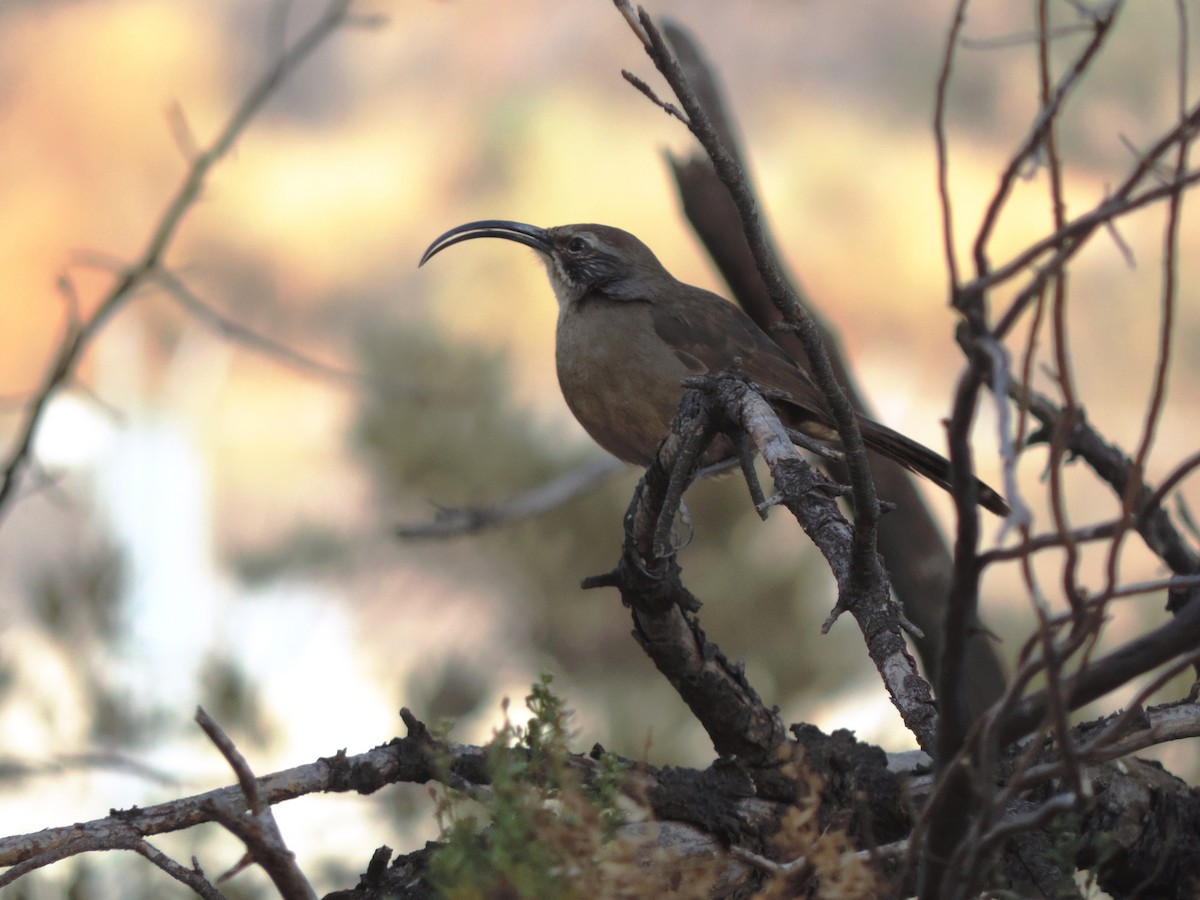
[132,842,226,900]
[1018,385,1200,577]
[154,269,366,388]
[615,1,884,569]
[999,592,1200,745]
[662,22,1008,716]
[932,0,971,293]
[395,455,625,539]
[1094,571,1200,604]
[196,708,263,813]
[990,164,1200,338]
[597,371,936,754]
[0,827,146,890]
[582,380,784,760]
[971,4,1119,275]
[195,708,316,899]
[1145,448,1200,513]
[620,70,688,124]
[1098,2,1194,611]
[1077,697,1200,761]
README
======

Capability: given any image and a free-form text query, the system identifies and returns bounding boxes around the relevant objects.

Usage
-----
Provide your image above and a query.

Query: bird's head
[419,220,671,309]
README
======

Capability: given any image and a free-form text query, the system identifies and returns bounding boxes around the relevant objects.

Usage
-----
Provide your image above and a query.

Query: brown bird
[420,220,1008,516]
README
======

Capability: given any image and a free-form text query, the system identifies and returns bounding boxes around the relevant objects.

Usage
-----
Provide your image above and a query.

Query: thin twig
[133,841,227,900]
[620,70,688,123]
[196,708,262,814]
[970,4,1119,274]
[989,161,1200,338]
[1091,571,1200,604]
[933,0,971,294]
[396,456,625,539]
[196,708,317,900]
[1143,448,1200,513]
[1099,0,1192,611]
[978,518,1120,565]
[1018,384,1200,576]
[154,269,366,388]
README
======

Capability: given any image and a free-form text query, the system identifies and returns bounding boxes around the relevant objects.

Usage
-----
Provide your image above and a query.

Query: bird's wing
[650,286,830,417]
[647,287,1010,514]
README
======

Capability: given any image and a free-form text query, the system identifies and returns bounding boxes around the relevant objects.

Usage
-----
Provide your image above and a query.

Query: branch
[934,349,1013,772]
[396,455,625,539]
[613,1,885,583]
[582,383,786,761]
[971,5,1119,274]
[154,268,367,388]
[0,709,491,880]
[589,371,936,755]
[0,707,913,895]
[999,593,1200,745]
[660,21,1008,718]
[990,166,1200,338]
[133,841,225,899]
[195,708,316,899]
[932,0,971,292]
[1017,385,1200,578]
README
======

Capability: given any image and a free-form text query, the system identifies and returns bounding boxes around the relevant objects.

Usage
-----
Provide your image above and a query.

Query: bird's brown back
[648,282,842,442]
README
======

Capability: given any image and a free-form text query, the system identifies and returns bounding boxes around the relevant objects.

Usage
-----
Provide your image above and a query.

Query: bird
[419,220,1008,516]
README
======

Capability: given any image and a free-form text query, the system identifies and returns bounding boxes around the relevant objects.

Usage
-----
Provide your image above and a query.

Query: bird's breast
[555,297,693,466]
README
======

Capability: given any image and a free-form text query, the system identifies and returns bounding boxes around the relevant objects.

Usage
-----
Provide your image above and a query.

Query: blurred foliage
[410,657,490,723]
[354,321,582,502]
[198,653,271,749]
[232,524,349,586]
[24,541,177,747]
[87,682,166,748]
[31,541,126,645]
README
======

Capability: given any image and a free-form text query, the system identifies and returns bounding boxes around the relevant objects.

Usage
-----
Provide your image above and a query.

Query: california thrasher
[420,220,1008,516]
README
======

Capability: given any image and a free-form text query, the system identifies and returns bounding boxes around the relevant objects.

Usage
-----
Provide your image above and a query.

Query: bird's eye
[567,236,588,253]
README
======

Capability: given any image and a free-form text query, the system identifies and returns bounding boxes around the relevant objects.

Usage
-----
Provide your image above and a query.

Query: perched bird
[420,220,1008,516]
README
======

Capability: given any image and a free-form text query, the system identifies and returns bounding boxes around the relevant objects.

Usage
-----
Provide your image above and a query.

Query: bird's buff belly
[555,322,688,466]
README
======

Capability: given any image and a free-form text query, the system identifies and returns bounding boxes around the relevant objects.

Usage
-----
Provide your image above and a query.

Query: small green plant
[428,675,635,899]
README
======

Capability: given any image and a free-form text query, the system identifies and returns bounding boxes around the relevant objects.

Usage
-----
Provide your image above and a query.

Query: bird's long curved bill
[419,220,550,266]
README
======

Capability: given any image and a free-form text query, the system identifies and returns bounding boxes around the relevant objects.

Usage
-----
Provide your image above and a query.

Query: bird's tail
[857,417,1009,516]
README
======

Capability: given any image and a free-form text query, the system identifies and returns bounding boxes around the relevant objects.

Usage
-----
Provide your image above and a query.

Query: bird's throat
[542,256,585,320]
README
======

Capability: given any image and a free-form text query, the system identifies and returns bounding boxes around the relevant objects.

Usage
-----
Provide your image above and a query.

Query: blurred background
[2,0,1199,895]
